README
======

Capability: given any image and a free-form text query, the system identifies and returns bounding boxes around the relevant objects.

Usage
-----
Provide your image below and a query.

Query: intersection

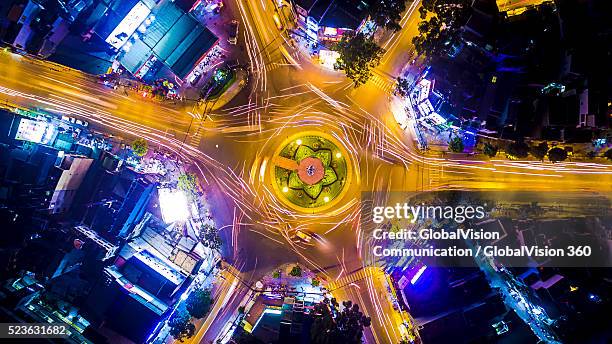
[0,0,611,343]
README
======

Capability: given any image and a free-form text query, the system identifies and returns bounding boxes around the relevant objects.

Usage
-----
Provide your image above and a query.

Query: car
[273,14,283,30]
[74,119,89,127]
[188,70,202,86]
[228,20,239,45]
[294,230,312,242]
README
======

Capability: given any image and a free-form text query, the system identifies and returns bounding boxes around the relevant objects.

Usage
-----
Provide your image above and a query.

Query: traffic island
[200,66,247,109]
[201,66,236,100]
[270,132,351,213]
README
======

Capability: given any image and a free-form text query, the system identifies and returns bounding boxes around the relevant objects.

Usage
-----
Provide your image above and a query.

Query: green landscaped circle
[272,133,350,212]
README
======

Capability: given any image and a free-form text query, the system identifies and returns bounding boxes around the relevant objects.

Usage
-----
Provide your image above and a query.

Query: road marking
[265,62,279,72]
[189,133,201,147]
[272,155,299,171]
[219,124,262,133]
[326,267,383,291]
[429,165,442,186]
[369,73,396,94]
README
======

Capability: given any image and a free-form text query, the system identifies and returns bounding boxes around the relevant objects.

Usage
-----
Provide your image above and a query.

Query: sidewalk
[394,65,612,164]
[149,263,221,344]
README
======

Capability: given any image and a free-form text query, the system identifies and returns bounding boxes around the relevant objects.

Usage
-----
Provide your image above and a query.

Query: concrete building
[291,0,369,43]
[496,0,555,18]
[117,0,219,80]
[110,177,156,238]
[94,214,201,342]
[1,1,41,51]
[49,155,94,214]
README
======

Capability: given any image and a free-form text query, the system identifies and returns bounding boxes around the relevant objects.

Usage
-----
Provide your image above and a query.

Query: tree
[448,136,464,153]
[289,265,302,277]
[311,298,371,344]
[185,288,213,319]
[394,77,411,97]
[605,149,612,160]
[131,138,148,157]
[333,32,385,88]
[201,224,222,252]
[233,327,265,344]
[506,141,529,159]
[168,307,195,341]
[412,0,472,58]
[312,278,320,287]
[366,0,407,32]
[482,142,498,158]
[548,147,568,163]
[178,173,198,194]
[586,151,597,159]
[529,142,548,161]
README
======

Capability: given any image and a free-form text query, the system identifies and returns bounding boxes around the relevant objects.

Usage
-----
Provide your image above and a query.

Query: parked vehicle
[61,115,88,127]
[188,70,202,86]
[228,20,239,45]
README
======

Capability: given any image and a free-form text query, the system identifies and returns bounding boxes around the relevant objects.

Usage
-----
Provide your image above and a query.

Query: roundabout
[269,131,353,213]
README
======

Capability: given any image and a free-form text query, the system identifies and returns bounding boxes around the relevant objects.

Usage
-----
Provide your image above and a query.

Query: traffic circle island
[270,132,352,213]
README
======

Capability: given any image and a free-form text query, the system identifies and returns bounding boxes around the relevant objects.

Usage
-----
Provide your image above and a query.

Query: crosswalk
[369,73,396,94]
[325,266,384,291]
[428,165,443,187]
[265,62,281,72]
[189,131,201,147]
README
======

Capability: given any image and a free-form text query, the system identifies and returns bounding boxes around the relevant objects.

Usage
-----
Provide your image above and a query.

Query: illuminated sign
[496,0,554,16]
[323,27,337,36]
[319,49,339,70]
[158,188,190,223]
[15,118,57,145]
[105,2,151,49]
[411,265,427,284]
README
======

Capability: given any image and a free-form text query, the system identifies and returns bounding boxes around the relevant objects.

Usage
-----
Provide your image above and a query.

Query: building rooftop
[296,0,367,30]
[119,1,218,79]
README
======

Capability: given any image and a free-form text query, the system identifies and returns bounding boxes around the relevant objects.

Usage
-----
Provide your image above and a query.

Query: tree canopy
[201,224,222,252]
[395,77,411,97]
[506,141,529,159]
[289,265,302,277]
[482,142,498,158]
[131,138,148,157]
[168,307,195,341]
[178,173,198,194]
[366,0,407,32]
[333,32,385,88]
[448,136,464,153]
[185,288,213,319]
[530,142,548,161]
[548,147,568,162]
[412,0,472,58]
[311,298,371,344]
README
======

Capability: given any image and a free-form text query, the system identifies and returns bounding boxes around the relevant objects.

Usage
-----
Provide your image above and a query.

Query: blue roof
[120,1,218,78]
[93,0,141,40]
[121,39,152,74]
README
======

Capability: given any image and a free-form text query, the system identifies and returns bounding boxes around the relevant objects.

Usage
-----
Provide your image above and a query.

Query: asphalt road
[0,0,611,342]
